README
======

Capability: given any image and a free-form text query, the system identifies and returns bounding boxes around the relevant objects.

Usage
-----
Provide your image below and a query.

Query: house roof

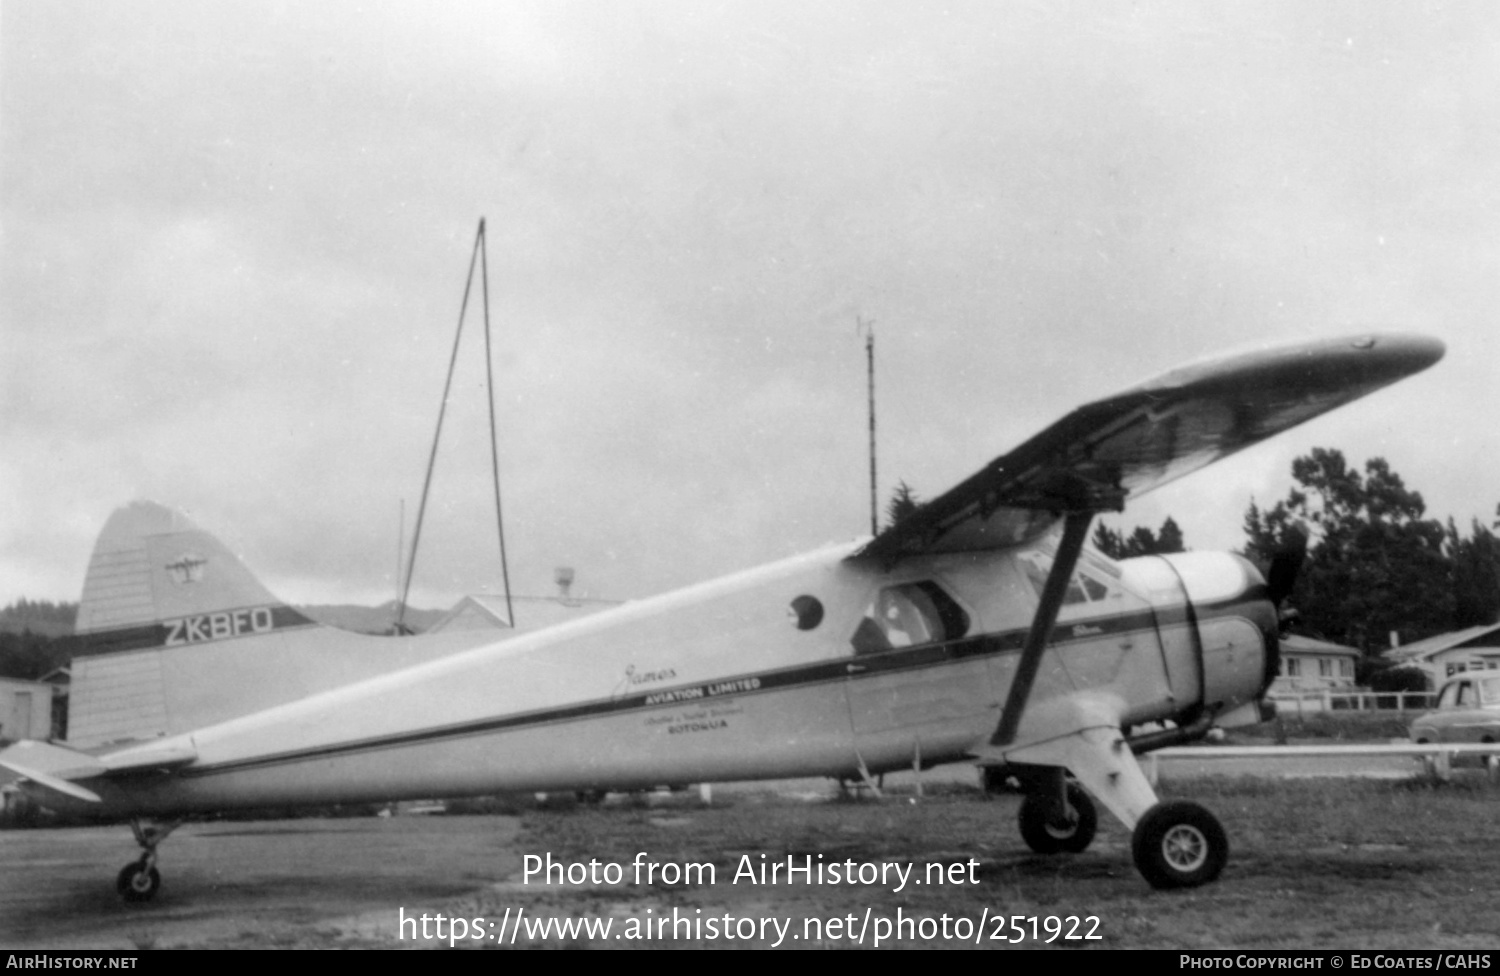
[1383,622,1500,662]
[1281,634,1361,659]
[426,592,622,634]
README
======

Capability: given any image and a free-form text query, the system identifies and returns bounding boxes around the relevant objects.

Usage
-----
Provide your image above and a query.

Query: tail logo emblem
[165,554,207,586]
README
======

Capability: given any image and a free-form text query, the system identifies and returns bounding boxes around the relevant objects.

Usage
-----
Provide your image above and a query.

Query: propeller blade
[1265,526,1308,606]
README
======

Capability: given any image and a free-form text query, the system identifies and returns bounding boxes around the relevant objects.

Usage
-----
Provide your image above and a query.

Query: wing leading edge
[853,333,1444,561]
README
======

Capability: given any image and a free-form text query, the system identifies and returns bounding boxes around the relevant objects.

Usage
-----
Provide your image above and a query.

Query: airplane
[0,332,1443,901]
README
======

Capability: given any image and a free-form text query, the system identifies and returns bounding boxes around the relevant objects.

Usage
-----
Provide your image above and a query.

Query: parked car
[1410,673,1500,743]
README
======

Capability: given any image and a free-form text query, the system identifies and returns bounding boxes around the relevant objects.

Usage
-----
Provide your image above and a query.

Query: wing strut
[991,510,1093,747]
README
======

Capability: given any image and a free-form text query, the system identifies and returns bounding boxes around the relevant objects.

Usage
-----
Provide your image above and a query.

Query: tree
[1450,517,1500,628]
[886,481,922,528]
[1092,517,1186,560]
[1242,448,1454,651]
[0,630,74,681]
[0,600,78,681]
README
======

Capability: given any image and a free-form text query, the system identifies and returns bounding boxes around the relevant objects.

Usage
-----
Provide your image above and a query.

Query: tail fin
[77,501,303,644]
[68,502,319,747]
[66,502,492,748]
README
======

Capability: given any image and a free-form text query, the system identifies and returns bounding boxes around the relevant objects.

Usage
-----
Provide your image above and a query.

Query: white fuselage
[79,538,1277,816]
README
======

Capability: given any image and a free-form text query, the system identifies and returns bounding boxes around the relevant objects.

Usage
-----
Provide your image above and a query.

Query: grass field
[451,774,1500,949]
[1227,712,1418,744]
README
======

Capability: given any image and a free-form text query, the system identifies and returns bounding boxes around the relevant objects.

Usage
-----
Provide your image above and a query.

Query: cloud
[3,1,1496,610]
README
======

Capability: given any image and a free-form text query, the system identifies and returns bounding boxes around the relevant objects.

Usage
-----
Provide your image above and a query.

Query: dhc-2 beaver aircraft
[0,332,1443,899]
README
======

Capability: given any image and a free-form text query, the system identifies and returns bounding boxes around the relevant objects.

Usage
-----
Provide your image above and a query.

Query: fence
[1269,690,1435,715]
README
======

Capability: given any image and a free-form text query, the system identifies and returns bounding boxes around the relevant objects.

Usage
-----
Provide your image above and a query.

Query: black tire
[1018,781,1098,854]
[116,861,161,902]
[1131,800,1228,889]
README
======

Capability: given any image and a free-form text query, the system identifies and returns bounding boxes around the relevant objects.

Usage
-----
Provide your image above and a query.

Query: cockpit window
[1017,548,1117,606]
[850,580,970,655]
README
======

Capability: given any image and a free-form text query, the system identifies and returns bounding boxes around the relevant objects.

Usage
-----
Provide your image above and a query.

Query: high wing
[853,333,1445,561]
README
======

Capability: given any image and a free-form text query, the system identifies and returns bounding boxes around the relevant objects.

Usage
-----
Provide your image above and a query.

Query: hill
[0,600,77,638]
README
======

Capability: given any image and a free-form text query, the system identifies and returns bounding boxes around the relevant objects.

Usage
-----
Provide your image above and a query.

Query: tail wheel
[1018,781,1097,854]
[116,860,161,902]
[1131,800,1228,889]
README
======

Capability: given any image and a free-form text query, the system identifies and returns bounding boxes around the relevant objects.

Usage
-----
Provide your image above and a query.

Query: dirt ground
[0,815,522,949]
[0,753,1469,950]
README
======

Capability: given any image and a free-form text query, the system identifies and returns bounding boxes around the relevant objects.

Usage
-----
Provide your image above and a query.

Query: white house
[1382,622,1500,689]
[1268,634,1362,695]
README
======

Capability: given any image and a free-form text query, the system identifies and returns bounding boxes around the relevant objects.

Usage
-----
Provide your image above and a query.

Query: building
[1382,622,1500,689]
[1268,634,1362,695]
[426,592,622,634]
[425,566,621,635]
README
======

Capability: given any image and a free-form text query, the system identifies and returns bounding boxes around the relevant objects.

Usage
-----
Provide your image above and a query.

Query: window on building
[1286,658,1301,677]
[1318,659,1332,677]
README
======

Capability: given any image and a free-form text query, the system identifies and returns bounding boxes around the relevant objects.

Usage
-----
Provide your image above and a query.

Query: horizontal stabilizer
[856,333,1443,560]
[2,761,103,804]
[0,741,108,803]
[0,738,199,806]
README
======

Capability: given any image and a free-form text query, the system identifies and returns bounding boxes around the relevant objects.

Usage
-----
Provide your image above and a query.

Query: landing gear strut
[117,819,180,903]
[1018,777,1098,854]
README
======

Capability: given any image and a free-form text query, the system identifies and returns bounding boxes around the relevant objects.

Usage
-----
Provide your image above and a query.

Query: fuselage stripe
[173,595,1264,780]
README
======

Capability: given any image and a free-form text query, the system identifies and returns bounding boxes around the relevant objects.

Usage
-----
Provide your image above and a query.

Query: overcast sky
[2,1,1496,610]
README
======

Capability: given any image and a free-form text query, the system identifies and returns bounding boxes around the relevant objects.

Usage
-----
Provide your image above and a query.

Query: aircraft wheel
[1018,781,1097,854]
[1131,801,1228,889]
[116,860,161,902]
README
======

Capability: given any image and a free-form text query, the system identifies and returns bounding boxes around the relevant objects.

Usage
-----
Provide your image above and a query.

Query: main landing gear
[1012,769,1228,889]
[117,819,180,903]
[1017,777,1097,854]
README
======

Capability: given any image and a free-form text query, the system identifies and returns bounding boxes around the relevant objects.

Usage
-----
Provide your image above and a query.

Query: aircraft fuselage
[78,534,1276,815]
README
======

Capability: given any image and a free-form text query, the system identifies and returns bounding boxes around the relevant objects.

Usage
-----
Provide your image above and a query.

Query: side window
[1079,574,1110,601]
[1017,548,1118,607]
[1439,682,1459,709]
[1457,681,1476,707]
[850,580,970,655]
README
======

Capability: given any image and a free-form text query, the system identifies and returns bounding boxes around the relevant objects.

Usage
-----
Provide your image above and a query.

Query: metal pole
[477,220,515,627]
[399,222,484,632]
[864,320,877,536]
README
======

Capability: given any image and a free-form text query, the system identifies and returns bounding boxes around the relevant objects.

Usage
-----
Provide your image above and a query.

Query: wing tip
[1144,331,1445,393]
